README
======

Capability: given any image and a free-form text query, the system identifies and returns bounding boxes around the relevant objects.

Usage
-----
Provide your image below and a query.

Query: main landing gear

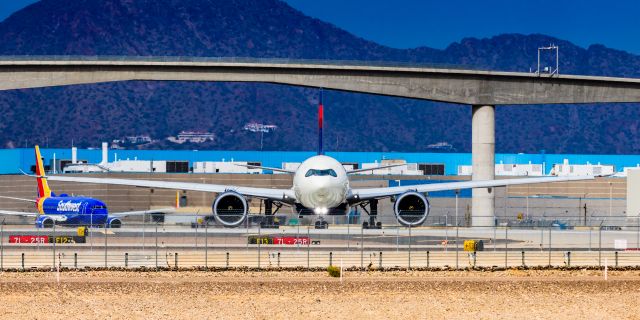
[260,199,283,228]
[359,199,382,229]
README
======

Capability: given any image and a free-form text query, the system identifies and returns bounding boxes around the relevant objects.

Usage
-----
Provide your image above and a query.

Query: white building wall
[458,163,544,176]
[550,159,615,176]
[627,169,640,218]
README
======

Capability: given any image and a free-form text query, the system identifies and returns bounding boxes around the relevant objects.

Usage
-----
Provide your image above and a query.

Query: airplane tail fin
[34,145,52,199]
[318,89,324,155]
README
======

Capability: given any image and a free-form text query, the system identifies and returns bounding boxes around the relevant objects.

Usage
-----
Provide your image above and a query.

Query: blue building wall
[1,148,639,176]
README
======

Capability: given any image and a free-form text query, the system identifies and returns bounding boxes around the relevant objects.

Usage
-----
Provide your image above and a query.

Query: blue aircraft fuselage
[37,195,112,227]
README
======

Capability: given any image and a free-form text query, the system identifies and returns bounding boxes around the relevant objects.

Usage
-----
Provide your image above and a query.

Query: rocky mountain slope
[0,0,639,153]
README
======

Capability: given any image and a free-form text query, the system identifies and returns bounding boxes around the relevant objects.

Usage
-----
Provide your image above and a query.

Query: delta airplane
[0,146,171,228]
[36,95,594,228]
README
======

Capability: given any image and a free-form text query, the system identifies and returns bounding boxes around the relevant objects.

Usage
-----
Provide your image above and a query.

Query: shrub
[327,265,341,278]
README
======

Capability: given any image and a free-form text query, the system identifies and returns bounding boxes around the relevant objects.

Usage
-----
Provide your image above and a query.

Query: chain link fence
[1,214,640,270]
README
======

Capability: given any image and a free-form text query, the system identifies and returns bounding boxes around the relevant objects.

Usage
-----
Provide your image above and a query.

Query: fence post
[52,223,56,269]
[473,251,477,267]
[104,223,108,268]
[1,223,3,271]
[205,223,208,269]
[226,252,229,269]
[567,251,571,267]
[329,252,333,267]
[307,228,310,270]
[427,251,430,268]
[455,223,459,269]
[125,252,128,268]
[615,251,619,267]
[379,251,382,269]
[360,225,364,270]
[548,227,552,267]
[408,224,412,270]
[277,252,280,268]
[21,252,24,270]
[521,251,525,267]
[257,224,261,269]
[155,224,158,269]
[504,225,508,268]
[599,225,602,267]
[175,253,178,269]
[74,252,78,269]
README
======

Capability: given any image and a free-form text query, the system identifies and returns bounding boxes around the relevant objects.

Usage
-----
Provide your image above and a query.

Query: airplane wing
[0,210,39,217]
[44,175,296,201]
[110,207,176,217]
[349,175,595,201]
[0,195,37,203]
[347,164,405,174]
[233,164,295,174]
[0,210,68,221]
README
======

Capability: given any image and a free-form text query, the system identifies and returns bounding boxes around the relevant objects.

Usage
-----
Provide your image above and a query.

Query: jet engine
[106,217,122,228]
[212,191,248,227]
[393,191,430,226]
[36,215,54,228]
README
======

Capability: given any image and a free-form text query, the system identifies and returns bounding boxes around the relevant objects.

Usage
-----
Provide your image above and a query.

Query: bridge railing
[0,55,481,71]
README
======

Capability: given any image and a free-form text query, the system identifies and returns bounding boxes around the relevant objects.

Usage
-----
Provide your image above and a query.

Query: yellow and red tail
[34,145,51,199]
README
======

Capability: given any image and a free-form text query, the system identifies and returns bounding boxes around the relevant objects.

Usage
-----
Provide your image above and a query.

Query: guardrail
[0,55,480,71]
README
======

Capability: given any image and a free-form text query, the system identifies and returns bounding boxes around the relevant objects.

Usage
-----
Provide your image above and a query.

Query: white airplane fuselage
[292,155,350,213]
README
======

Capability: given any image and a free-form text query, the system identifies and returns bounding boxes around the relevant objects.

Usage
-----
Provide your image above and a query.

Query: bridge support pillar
[472,105,495,227]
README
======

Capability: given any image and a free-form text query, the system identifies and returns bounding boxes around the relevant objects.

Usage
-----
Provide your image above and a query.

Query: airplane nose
[316,187,329,198]
[313,178,330,188]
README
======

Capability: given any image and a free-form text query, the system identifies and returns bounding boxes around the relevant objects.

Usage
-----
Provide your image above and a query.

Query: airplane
[0,146,173,228]
[34,93,594,228]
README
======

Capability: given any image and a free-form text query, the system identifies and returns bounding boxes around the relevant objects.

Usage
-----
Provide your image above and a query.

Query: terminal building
[3,143,640,177]
[0,144,638,227]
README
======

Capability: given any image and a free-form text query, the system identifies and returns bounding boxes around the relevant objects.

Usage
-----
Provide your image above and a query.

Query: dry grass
[0,270,638,319]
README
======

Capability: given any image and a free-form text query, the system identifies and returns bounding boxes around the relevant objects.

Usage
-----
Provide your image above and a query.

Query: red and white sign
[272,236,310,245]
[9,235,49,244]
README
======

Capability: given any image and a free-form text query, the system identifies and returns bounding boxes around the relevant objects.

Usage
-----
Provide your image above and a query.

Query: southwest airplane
[36,95,593,228]
[0,146,171,228]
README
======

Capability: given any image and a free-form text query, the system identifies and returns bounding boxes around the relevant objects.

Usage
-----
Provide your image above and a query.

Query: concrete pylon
[471,105,495,227]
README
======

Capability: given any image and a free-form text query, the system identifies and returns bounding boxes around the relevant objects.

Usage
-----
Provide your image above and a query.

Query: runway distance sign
[8,235,86,244]
[9,235,48,244]
[248,235,311,245]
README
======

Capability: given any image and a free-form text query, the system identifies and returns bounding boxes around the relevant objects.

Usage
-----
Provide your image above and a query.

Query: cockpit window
[92,205,106,210]
[305,169,337,177]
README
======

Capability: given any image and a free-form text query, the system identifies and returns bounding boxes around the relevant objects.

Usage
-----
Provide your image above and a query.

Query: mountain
[0,0,639,154]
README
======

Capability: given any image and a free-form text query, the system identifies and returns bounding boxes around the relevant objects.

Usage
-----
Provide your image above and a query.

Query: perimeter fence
[1,214,640,270]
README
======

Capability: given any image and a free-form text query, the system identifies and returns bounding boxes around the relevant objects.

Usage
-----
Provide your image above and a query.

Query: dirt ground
[0,270,638,319]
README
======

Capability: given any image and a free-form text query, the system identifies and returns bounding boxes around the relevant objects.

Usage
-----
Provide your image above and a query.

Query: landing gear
[359,199,382,229]
[314,217,329,229]
[259,199,282,229]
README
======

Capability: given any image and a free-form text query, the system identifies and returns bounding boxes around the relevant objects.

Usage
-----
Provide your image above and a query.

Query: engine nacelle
[36,216,54,228]
[212,191,248,227]
[106,217,122,228]
[394,191,430,226]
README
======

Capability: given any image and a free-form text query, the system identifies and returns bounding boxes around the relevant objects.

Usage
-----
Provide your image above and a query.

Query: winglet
[34,145,52,198]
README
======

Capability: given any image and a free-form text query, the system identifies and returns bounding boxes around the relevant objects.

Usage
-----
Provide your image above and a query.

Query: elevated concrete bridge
[2,57,640,226]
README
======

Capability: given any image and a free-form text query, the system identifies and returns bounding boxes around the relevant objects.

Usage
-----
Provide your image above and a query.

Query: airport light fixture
[536,44,559,76]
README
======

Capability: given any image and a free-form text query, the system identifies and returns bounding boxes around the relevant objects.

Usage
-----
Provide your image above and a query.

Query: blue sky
[2,0,639,54]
